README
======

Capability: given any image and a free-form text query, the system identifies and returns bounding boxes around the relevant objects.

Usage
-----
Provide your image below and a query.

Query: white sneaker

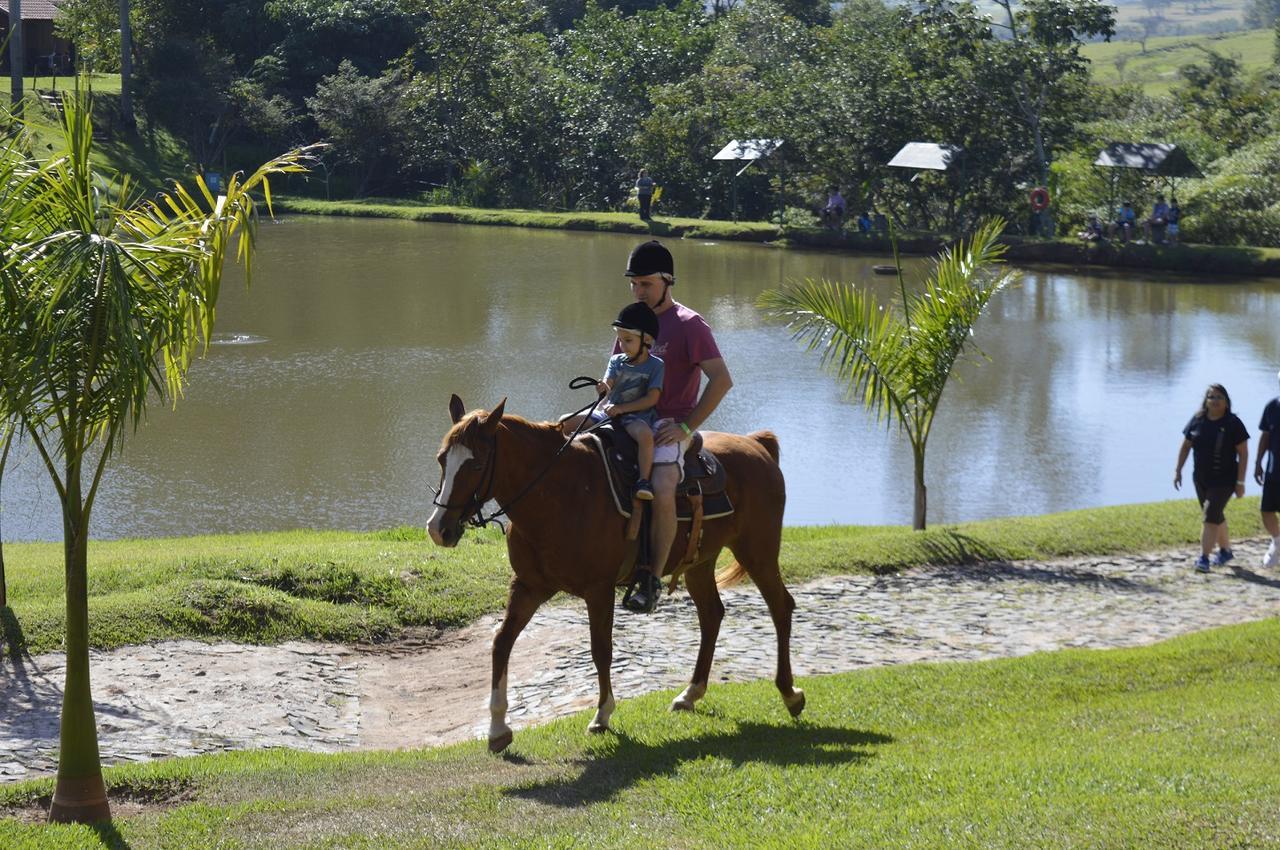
[1263,539,1280,569]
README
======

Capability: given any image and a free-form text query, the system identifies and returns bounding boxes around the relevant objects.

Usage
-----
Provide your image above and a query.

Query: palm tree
[0,86,314,823]
[759,218,1014,530]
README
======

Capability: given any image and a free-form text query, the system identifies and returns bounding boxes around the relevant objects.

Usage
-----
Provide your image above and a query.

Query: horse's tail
[749,429,780,464]
[715,560,747,589]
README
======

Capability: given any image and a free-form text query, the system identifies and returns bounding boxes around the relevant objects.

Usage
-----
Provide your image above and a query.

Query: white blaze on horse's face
[427,443,474,547]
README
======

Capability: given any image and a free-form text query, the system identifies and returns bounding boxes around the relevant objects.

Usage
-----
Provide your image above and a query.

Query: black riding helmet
[624,240,674,278]
[612,302,660,346]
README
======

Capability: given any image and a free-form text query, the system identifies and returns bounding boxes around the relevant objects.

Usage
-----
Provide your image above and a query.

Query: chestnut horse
[426,394,804,752]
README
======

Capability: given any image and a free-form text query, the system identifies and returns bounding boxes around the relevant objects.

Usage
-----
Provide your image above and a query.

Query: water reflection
[2,217,1279,540]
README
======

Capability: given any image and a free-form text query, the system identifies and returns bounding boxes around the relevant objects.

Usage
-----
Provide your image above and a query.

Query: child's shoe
[1194,554,1211,573]
[634,479,654,501]
[1215,548,1234,567]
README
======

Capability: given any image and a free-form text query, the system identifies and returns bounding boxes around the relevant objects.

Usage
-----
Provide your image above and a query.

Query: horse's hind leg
[671,558,723,712]
[488,580,553,753]
[584,585,616,733]
[732,544,805,718]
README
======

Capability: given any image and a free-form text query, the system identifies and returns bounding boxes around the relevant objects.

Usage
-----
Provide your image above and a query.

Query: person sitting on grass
[1111,202,1137,241]
[1143,194,1169,243]
[1078,214,1104,242]
[560,302,664,501]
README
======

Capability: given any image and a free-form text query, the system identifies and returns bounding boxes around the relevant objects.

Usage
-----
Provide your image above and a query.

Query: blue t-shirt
[604,353,664,426]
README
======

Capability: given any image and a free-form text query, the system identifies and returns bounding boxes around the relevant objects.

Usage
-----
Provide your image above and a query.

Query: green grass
[0,497,1264,657]
[2,618,1277,848]
[275,196,784,242]
[1083,28,1276,95]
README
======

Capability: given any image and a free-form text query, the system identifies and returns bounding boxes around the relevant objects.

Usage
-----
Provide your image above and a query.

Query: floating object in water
[210,333,267,345]
[872,265,898,276]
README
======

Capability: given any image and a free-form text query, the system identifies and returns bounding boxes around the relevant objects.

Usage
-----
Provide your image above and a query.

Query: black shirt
[1259,398,1280,477]
[1183,413,1249,486]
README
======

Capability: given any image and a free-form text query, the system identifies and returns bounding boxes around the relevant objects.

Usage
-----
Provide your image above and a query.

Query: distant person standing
[1254,371,1280,569]
[635,169,655,220]
[1175,383,1249,572]
[1166,198,1181,244]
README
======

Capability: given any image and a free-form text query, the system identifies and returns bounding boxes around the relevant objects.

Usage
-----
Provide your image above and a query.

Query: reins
[430,377,607,531]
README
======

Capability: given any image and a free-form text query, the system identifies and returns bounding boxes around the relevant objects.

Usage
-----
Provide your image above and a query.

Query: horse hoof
[785,689,806,718]
[488,730,513,753]
[587,721,609,735]
[670,698,696,712]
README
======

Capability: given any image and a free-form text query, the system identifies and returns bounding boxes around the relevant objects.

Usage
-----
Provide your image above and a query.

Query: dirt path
[3,541,1279,782]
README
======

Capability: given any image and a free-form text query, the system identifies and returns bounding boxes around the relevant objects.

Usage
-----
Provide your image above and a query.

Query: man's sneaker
[1215,548,1235,567]
[634,479,654,501]
[1263,539,1279,569]
[1194,555,1212,573]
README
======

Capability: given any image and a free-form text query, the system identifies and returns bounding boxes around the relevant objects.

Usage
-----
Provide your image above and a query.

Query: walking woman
[1175,384,1250,572]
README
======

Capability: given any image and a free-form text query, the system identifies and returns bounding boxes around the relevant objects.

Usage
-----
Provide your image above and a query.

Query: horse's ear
[449,394,465,424]
[478,398,506,435]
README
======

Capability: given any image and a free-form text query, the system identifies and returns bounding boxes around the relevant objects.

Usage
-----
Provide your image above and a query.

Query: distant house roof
[887,142,963,171]
[713,139,784,161]
[1094,143,1203,178]
[0,0,62,20]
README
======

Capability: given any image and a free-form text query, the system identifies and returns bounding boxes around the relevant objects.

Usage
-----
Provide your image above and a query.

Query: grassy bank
[3,618,1278,847]
[0,497,1263,656]
[273,196,1280,278]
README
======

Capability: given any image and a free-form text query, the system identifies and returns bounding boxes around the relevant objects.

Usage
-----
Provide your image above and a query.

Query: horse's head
[426,394,506,547]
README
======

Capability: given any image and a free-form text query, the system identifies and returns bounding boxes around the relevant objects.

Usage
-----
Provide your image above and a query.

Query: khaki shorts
[652,418,692,479]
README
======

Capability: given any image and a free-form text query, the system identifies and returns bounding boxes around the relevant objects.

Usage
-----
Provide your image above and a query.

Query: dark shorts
[1194,479,1234,525]
[1262,475,1280,513]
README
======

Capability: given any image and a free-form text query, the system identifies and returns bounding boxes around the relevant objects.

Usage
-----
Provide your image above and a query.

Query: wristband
[679,422,692,436]
[1238,480,1245,485]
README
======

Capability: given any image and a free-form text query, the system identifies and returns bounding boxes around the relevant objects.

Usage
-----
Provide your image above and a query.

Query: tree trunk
[912,447,927,531]
[48,465,110,824]
[118,0,135,132]
[0,431,10,609]
[8,0,23,109]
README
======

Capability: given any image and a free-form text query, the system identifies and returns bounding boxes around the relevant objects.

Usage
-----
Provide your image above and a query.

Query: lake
[3,215,1278,540]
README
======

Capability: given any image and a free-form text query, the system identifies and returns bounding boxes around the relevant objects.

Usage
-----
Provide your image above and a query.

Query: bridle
[429,377,608,531]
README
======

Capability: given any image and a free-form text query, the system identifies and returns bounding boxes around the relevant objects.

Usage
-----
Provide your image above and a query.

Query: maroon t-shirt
[615,300,721,422]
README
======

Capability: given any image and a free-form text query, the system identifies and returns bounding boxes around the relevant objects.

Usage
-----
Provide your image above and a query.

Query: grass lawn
[1,617,1277,848]
[0,497,1264,657]
[274,196,784,242]
[1083,28,1275,95]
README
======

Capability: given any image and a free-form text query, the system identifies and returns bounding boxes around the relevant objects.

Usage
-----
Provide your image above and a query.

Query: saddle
[583,425,732,518]
[582,423,734,575]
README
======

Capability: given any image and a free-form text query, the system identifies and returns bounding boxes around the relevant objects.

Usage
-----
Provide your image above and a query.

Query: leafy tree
[988,0,1115,235]
[55,0,122,71]
[0,90,313,824]
[307,60,404,196]
[759,219,1013,530]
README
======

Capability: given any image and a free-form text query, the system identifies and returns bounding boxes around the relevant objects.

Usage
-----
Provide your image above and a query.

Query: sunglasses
[1205,394,1226,401]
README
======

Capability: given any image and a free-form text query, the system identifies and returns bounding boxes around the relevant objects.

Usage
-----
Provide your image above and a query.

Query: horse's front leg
[489,580,552,753]
[585,585,616,734]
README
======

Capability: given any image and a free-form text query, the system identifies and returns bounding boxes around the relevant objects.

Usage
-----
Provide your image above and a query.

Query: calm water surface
[3,216,1279,540]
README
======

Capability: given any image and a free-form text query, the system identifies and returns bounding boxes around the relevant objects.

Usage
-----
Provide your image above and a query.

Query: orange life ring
[1029,187,1050,212]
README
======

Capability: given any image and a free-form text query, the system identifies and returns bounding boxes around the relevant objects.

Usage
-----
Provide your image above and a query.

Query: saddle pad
[583,433,734,522]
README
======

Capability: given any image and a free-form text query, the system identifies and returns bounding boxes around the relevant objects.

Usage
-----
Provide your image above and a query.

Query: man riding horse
[618,240,734,614]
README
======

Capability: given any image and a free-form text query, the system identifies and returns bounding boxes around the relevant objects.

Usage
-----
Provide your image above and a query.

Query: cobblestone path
[3,542,1278,782]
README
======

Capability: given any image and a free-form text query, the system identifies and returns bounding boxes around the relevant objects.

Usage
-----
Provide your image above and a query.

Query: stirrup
[622,568,660,613]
